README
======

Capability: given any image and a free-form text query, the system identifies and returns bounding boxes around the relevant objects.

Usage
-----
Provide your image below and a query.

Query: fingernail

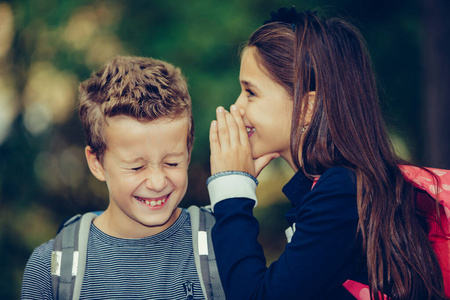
[231,105,237,111]
[217,106,224,112]
[211,120,217,127]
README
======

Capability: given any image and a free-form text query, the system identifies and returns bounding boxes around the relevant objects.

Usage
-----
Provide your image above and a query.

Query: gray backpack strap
[51,212,97,300]
[187,205,225,300]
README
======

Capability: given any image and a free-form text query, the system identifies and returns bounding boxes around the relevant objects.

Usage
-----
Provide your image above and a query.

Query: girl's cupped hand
[209,105,279,178]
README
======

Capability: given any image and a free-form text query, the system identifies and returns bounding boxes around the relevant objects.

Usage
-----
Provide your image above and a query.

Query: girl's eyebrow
[241,80,260,92]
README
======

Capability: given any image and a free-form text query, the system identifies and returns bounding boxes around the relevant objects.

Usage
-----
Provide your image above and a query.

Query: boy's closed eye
[131,163,180,171]
[165,162,180,167]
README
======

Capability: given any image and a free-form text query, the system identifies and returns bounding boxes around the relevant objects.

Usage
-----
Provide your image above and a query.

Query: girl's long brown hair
[247,10,447,300]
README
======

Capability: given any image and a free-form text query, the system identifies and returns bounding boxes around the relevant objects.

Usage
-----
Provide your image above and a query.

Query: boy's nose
[144,168,167,192]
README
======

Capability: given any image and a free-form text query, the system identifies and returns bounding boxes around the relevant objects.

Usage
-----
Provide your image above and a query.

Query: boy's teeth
[246,127,255,134]
[137,196,167,206]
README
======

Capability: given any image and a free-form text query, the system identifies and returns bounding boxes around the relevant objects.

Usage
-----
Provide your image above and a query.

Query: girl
[207,7,447,300]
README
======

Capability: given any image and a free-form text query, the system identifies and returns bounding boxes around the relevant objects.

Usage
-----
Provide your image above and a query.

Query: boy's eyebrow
[120,152,187,164]
[120,157,145,165]
[164,151,187,158]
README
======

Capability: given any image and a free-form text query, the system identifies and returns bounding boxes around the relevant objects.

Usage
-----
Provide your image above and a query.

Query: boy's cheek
[172,170,189,185]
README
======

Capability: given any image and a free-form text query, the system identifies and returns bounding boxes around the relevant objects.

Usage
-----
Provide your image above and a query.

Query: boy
[21,56,212,299]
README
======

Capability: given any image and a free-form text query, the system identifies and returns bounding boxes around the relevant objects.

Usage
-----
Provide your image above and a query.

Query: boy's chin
[98,206,183,238]
[143,207,181,228]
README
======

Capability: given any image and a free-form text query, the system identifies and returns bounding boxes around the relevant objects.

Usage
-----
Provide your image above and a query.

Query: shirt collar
[282,170,314,207]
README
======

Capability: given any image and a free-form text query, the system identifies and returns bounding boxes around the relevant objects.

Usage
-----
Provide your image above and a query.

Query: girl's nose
[235,94,247,114]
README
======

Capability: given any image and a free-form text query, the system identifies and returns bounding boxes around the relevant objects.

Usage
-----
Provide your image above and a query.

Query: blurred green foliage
[0,0,426,298]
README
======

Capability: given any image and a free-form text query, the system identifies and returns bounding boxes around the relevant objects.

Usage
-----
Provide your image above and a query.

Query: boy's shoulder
[29,238,55,264]
[21,239,55,299]
[36,238,55,252]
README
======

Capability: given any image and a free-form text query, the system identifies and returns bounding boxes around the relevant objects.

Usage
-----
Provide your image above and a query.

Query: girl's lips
[246,126,255,137]
[134,194,170,208]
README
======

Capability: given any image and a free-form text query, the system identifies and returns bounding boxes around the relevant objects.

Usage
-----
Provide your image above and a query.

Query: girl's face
[235,47,295,169]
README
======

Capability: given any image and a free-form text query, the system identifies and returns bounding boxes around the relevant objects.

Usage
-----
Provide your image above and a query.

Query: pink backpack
[343,165,450,299]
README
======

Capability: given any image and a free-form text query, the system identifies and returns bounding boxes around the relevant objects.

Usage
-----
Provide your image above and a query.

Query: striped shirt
[21,210,205,300]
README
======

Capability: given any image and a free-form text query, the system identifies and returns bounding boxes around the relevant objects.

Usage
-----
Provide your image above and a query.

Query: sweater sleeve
[21,240,54,300]
[209,167,359,300]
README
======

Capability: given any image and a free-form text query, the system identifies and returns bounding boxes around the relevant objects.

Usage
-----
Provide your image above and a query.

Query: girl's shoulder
[285,167,356,200]
[315,167,356,193]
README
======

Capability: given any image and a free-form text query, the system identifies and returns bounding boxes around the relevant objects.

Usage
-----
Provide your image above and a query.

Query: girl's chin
[251,150,269,159]
[250,144,280,160]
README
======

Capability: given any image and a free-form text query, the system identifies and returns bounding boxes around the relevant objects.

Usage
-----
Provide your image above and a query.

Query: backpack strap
[187,205,225,300]
[51,212,97,300]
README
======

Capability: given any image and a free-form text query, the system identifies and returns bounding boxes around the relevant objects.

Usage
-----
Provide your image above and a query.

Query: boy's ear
[187,150,192,165]
[304,91,316,126]
[85,146,106,182]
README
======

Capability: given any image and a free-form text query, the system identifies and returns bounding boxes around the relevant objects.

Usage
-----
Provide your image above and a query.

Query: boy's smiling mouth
[134,194,169,208]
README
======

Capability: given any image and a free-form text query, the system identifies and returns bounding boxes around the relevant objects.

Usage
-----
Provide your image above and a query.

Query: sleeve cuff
[207,171,258,212]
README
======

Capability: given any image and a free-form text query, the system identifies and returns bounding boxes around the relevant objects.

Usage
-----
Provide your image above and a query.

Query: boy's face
[86,115,190,238]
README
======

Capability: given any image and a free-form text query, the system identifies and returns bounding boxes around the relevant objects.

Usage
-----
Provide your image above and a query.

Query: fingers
[209,120,220,154]
[225,110,240,146]
[211,104,279,178]
[230,105,249,146]
[210,106,254,176]
[216,106,242,147]
[216,107,230,149]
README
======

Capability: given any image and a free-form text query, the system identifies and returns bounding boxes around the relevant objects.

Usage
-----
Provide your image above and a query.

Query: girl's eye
[131,166,143,171]
[246,89,256,97]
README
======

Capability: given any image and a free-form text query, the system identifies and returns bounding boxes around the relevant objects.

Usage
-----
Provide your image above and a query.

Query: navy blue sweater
[210,167,368,300]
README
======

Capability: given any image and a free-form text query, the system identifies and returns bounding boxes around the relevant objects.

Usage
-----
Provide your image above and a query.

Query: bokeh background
[1,0,449,298]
